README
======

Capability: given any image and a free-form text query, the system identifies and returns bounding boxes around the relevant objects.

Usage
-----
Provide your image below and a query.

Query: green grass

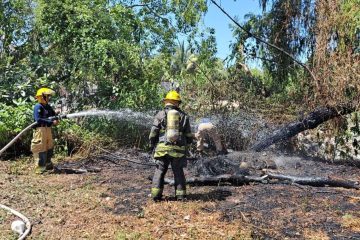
[116,230,152,240]
[0,209,18,240]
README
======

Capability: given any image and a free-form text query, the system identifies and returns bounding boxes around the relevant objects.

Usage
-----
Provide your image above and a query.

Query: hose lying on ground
[0,204,31,240]
[0,122,37,157]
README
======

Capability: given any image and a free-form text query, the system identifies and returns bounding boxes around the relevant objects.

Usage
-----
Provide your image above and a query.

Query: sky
[203,0,261,60]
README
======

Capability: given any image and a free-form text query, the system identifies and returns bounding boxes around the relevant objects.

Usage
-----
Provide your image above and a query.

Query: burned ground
[1,149,359,239]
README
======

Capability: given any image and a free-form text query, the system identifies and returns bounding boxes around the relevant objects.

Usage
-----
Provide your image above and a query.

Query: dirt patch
[1,149,359,239]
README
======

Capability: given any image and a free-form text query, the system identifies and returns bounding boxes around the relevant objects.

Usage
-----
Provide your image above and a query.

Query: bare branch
[210,0,318,83]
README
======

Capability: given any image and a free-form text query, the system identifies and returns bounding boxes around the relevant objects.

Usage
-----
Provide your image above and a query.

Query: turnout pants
[195,122,224,152]
[31,127,54,172]
[151,155,186,199]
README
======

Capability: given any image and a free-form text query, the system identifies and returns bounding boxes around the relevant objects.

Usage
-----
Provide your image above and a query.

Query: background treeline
[1,0,359,158]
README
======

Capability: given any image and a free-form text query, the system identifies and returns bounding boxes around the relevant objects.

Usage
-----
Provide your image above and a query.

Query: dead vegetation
[1,148,360,239]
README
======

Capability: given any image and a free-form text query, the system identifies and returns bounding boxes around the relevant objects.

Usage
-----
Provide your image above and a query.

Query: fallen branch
[251,105,355,151]
[0,204,31,240]
[164,174,268,186]
[53,167,101,174]
[265,172,359,190]
[164,172,359,190]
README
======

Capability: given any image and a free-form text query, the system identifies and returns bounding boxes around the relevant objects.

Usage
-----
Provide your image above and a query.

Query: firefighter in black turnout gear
[149,90,193,201]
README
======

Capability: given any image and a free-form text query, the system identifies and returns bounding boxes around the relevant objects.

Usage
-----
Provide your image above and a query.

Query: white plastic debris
[11,220,26,235]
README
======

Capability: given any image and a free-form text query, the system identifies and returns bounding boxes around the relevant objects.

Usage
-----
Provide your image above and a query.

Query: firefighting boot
[35,152,47,174]
[151,188,163,202]
[175,190,187,201]
[45,149,54,170]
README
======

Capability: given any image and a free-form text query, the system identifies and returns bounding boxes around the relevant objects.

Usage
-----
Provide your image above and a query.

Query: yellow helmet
[164,90,181,102]
[36,88,55,97]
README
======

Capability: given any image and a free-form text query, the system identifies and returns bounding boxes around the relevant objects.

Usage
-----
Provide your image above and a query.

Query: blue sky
[203,0,261,60]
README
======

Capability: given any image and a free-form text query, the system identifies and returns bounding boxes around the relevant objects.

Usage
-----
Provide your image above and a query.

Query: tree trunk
[265,172,359,189]
[164,174,267,186]
[251,105,355,152]
[164,172,359,189]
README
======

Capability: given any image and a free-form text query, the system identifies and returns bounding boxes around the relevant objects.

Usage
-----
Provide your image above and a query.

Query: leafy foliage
[0,0,214,156]
[312,0,360,106]
[230,0,315,100]
[230,0,359,108]
[0,102,33,157]
[1,0,359,158]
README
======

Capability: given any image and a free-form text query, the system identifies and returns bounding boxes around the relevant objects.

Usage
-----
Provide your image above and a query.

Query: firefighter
[31,88,59,174]
[195,118,228,156]
[149,90,193,201]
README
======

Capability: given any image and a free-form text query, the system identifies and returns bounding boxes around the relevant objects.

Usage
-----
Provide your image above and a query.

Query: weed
[8,157,32,175]
[116,230,151,240]
[342,214,360,231]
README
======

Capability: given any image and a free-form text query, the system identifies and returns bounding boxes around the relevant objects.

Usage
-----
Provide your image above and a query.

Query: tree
[312,0,360,106]
[0,0,35,104]
[230,0,315,99]
[229,0,359,108]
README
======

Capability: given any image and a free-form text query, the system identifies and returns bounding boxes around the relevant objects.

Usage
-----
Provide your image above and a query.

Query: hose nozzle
[48,115,67,121]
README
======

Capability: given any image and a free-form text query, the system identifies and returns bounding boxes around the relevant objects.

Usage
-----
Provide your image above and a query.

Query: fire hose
[0,204,31,240]
[0,115,67,239]
[0,115,67,157]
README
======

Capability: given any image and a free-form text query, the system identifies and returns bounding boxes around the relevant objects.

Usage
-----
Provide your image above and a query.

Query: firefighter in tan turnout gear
[31,88,59,174]
[149,90,193,201]
[195,118,228,156]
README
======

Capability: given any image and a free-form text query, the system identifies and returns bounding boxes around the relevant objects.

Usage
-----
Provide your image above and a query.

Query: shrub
[0,103,34,158]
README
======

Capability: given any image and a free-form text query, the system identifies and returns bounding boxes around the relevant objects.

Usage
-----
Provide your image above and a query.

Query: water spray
[0,109,154,157]
[64,109,153,126]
